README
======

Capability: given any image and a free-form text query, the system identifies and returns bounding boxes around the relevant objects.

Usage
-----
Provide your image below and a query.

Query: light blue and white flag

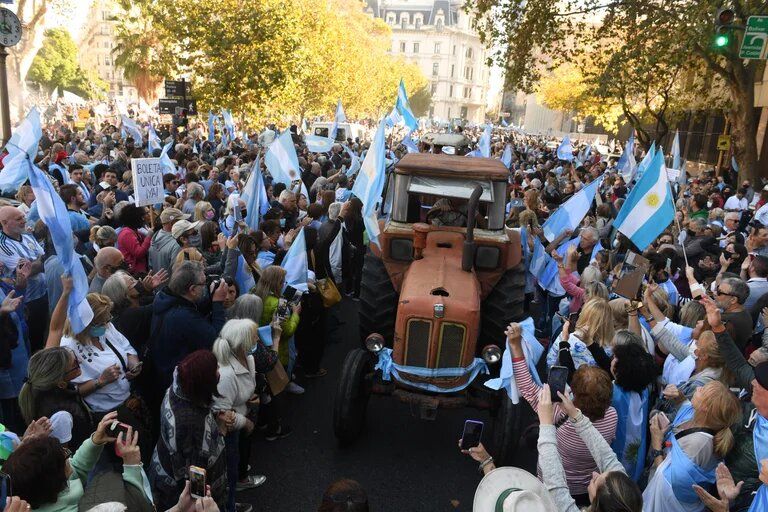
[401,133,419,154]
[395,79,419,132]
[634,141,655,182]
[501,144,513,169]
[501,118,509,127]
[22,126,93,333]
[147,123,162,154]
[542,176,603,242]
[590,240,604,263]
[731,156,739,173]
[617,132,636,182]
[221,109,235,146]
[385,107,402,128]
[329,99,347,140]
[121,115,143,143]
[305,135,335,153]
[670,130,681,171]
[241,158,270,232]
[281,226,308,293]
[611,386,649,482]
[265,129,308,199]
[556,135,574,161]
[0,108,43,194]
[478,124,492,158]
[343,145,361,177]
[207,111,216,143]
[578,144,592,166]
[538,236,580,296]
[351,118,387,248]
[614,150,674,251]
[530,237,549,278]
[159,141,176,176]
[484,317,543,403]
[48,162,71,185]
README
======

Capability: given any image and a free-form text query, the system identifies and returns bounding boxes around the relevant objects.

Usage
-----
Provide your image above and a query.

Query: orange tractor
[333,153,529,464]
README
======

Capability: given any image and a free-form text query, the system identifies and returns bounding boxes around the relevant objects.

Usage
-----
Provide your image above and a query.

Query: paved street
[240,298,537,511]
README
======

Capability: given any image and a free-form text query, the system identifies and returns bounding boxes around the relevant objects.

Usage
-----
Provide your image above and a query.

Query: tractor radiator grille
[437,323,465,368]
[405,319,431,367]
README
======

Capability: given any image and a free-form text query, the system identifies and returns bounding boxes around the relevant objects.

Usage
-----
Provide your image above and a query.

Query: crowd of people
[0,107,765,512]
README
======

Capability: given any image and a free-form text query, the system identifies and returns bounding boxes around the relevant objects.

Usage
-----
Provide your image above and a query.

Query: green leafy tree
[409,84,433,118]
[28,28,108,100]
[469,0,762,182]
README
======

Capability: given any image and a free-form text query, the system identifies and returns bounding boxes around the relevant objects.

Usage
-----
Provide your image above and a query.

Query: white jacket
[213,355,256,430]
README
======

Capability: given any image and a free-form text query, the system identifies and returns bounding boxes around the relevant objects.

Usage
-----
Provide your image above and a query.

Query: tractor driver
[427,198,467,227]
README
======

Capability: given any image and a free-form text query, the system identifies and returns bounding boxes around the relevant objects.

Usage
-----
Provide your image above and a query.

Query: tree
[469,0,763,182]
[408,84,433,117]
[27,29,108,100]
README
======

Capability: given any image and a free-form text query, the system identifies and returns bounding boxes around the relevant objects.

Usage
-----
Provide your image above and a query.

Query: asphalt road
[240,298,537,512]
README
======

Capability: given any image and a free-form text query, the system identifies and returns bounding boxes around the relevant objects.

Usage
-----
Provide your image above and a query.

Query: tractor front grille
[437,323,465,368]
[405,319,431,367]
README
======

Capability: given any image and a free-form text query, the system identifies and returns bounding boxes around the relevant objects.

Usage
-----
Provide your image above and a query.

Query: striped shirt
[513,358,618,495]
[0,231,46,302]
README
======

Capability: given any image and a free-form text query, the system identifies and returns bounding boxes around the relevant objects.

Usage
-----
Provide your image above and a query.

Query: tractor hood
[392,230,481,369]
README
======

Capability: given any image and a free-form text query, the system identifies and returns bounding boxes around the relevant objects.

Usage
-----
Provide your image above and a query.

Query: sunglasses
[716,288,736,297]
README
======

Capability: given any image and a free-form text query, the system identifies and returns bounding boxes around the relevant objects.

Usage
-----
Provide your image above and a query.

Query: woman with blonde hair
[15,184,34,214]
[643,380,741,511]
[547,297,615,370]
[212,319,266,510]
[194,200,215,222]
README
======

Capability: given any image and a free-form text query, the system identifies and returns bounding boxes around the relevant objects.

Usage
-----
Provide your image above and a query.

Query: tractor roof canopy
[394,153,509,182]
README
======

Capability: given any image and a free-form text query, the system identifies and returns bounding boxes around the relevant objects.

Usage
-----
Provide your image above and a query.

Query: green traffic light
[715,34,729,47]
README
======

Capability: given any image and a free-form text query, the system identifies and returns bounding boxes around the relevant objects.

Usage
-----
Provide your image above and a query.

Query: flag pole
[672,202,689,269]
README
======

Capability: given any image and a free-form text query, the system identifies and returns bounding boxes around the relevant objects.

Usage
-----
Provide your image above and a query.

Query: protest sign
[131,158,163,207]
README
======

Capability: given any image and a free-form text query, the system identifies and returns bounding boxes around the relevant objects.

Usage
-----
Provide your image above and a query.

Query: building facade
[367,0,491,124]
[77,0,140,103]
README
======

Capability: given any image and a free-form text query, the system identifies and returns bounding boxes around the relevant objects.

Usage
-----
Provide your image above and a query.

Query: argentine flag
[478,124,492,158]
[634,141,655,182]
[343,145,361,177]
[401,133,419,154]
[148,123,162,154]
[159,141,176,176]
[670,130,681,171]
[305,135,335,153]
[207,111,216,142]
[614,150,674,251]
[617,132,636,182]
[385,107,402,128]
[542,176,603,242]
[241,158,270,231]
[351,118,387,248]
[556,135,574,161]
[501,144,512,169]
[395,79,419,132]
[265,129,308,199]
[329,99,347,140]
[121,115,143,144]
[0,108,42,194]
[281,227,308,293]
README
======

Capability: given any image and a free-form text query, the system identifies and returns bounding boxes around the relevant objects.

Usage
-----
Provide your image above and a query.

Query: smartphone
[108,421,130,440]
[283,285,298,302]
[460,420,484,450]
[567,312,579,333]
[189,466,206,499]
[0,473,11,511]
[127,361,143,376]
[548,366,569,402]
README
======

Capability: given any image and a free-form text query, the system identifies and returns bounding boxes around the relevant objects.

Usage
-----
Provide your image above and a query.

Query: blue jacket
[148,288,226,391]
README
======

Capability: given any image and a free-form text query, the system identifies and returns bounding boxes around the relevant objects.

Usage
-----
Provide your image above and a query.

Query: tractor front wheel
[333,348,375,444]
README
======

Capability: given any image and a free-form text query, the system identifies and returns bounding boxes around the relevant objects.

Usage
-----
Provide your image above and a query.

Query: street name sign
[740,16,768,59]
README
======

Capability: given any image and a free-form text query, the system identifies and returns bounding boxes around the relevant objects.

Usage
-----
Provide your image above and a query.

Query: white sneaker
[286,381,305,394]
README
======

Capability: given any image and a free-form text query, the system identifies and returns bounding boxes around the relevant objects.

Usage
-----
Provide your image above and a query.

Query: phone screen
[189,466,206,499]
[460,420,484,450]
[283,285,297,302]
[567,312,579,334]
[109,421,130,439]
[548,366,569,402]
[0,473,10,510]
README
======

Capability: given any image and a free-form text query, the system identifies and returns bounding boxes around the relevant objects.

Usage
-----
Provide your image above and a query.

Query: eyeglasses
[326,494,367,505]
[716,288,736,297]
[66,359,81,374]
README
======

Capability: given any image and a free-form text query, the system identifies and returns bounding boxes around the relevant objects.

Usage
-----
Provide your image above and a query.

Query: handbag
[316,277,341,308]
[265,361,290,395]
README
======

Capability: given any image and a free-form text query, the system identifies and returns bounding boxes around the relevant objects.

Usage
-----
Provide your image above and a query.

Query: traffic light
[713,8,736,51]
[715,31,730,48]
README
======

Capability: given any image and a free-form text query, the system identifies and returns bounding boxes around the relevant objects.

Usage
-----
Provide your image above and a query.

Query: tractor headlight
[482,344,502,364]
[365,333,384,354]
[434,303,445,318]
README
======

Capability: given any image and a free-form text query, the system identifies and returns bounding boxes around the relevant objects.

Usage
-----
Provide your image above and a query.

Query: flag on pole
[351,118,387,248]
[281,227,308,292]
[731,156,739,173]
[147,123,162,154]
[159,141,176,176]
[343,145,361,177]
[329,99,347,140]
[0,108,43,194]
[395,79,419,132]
[305,135,335,153]
[479,124,492,158]
[241,158,270,232]
[501,144,513,169]
[542,176,603,242]
[617,132,636,182]
[385,107,402,128]
[265,129,308,199]
[401,133,419,154]
[121,115,143,143]
[634,141,656,182]
[671,130,681,171]
[207,111,216,143]
[556,135,574,161]
[578,144,592,166]
[614,150,674,251]
[538,237,581,295]
[222,110,235,146]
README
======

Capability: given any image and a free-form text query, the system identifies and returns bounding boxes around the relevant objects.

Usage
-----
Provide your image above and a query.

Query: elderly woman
[212,319,267,512]
[194,200,216,223]
[507,322,617,505]
[86,225,117,263]
[101,270,153,356]
[15,184,34,215]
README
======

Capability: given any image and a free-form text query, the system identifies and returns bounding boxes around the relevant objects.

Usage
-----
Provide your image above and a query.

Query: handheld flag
[0,108,43,193]
[395,79,419,132]
[343,145,361,177]
[121,115,143,144]
[241,158,270,231]
[556,135,574,161]
[385,107,402,128]
[731,156,739,173]
[671,130,681,171]
[159,141,176,176]
[478,124,492,158]
[329,99,347,140]
[305,135,335,153]
[501,144,512,168]
[617,132,636,182]
[614,150,674,251]
[222,110,235,146]
[542,176,603,242]
[281,227,308,292]
[401,133,419,154]
[147,123,162,154]
[634,142,656,182]
[351,118,387,248]
[207,111,216,143]
[265,129,308,199]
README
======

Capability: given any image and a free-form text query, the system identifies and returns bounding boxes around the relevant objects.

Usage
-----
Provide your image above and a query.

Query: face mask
[89,325,107,338]
[204,210,215,220]
[689,340,698,360]
[707,201,713,208]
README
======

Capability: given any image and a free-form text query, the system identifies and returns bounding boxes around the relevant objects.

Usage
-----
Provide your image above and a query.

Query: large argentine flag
[329,99,347,140]
[305,135,335,153]
[281,227,308,292]
[351,118,387,248]
[0,108,43,193]
[265,129,308,199]
[542,176,602,242]
[396,79,419,132]
[556,135,574,161]
[614,150,674,251]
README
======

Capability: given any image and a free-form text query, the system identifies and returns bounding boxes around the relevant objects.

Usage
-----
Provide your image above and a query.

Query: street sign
[159,98,197,115]
[717,134,731,151]
[739,16,768,59]
[164,80,191,97]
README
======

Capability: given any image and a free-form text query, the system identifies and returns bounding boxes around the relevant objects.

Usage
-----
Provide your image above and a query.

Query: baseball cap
[160,207,190,224]
[171,219,201,240]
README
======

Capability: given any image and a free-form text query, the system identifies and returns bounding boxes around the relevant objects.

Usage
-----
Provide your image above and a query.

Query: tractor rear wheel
[359,252,398,346]
[480,264,526,346]
[333,348,375,444]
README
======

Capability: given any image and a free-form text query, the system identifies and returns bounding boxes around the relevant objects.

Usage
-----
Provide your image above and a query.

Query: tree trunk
[728,62,759,184]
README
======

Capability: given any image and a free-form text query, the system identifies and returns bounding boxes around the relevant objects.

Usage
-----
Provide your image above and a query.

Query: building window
[386,13,396,25]
[466,47,474,59]
[447,107,451,119]
[413,42,419,53]
[450,64,455,78]
[432,62,439,76]
[431,82,437,95]
[399,41,406,53]
[464,86,470,98]
[452,45,456,55]
[449,85,453,97]
[434,42,441,54]
[436,18,444,31]
[464,67,473,80]
[414,14,423,29]
[400,13,409,29]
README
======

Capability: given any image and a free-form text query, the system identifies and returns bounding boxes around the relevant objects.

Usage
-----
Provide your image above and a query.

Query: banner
[131,158,163,207]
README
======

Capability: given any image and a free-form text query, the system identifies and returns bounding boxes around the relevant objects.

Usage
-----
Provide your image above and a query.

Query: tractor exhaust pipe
[462,184,483,272]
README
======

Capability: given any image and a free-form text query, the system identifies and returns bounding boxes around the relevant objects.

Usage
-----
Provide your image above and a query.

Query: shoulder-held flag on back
[351,118,387,249]
[281,227,308,293]
[542,176,603,242]
[614,150,674,251]
[556,135,574,161]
